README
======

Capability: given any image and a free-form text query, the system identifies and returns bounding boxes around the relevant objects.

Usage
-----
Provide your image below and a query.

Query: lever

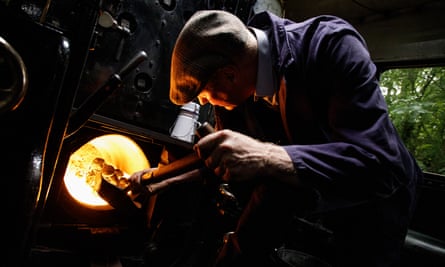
[66,50,148,138]
[127,122,215,206]
[98,11,131,60]
[139,122,215,183]
[98,11,131,34]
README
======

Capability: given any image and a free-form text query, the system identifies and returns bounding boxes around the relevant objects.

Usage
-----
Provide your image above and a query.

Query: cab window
[381,66,445,175]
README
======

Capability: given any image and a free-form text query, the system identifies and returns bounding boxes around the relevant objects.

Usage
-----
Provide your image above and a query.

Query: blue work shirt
[214,11,424,267]
[247,11,422,209]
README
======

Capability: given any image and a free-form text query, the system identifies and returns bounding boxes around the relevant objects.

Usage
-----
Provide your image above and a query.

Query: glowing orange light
[64,134,150,210]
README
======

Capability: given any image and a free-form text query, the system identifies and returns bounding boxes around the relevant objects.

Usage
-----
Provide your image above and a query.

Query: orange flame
[64,134,150,210]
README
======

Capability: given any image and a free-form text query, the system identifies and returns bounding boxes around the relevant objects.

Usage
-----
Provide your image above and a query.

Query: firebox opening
[64,134,150,210]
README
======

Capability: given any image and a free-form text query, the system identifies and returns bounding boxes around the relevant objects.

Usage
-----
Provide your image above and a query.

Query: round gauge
[0,36,28,113]
[253,0,284,17]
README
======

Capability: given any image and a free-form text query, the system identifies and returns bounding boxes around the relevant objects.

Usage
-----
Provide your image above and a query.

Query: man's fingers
[195,130,231,157]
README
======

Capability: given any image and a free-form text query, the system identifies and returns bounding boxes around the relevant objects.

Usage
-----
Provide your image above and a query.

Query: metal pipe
[66,50,148,138]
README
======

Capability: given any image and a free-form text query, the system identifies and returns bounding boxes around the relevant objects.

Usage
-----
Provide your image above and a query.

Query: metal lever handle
[66,50,148,138]
[140,122,215,182]
[145,168,204,195]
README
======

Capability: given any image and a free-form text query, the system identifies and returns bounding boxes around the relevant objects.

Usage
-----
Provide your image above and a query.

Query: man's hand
[193,129,298,185]
[128,167,175,201]
[128,167,156,186]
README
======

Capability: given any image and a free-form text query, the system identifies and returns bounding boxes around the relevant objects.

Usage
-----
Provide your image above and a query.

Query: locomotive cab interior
[1,0,445,266]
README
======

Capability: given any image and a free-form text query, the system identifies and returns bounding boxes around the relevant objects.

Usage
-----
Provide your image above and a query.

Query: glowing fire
[64,134,150,209]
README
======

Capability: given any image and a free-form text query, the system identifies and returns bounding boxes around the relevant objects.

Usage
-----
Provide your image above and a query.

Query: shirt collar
[249,27,276,98]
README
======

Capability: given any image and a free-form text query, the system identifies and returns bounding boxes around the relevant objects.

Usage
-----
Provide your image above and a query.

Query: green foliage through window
[380,67,445,174]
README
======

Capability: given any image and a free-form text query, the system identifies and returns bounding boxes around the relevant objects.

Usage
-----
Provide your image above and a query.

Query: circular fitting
[0,36,28,113]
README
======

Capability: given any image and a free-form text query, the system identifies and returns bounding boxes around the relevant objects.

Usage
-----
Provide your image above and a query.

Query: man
[150,9,423,267]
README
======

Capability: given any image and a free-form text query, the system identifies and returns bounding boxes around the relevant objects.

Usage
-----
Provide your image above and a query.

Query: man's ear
[221,65,237,83]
